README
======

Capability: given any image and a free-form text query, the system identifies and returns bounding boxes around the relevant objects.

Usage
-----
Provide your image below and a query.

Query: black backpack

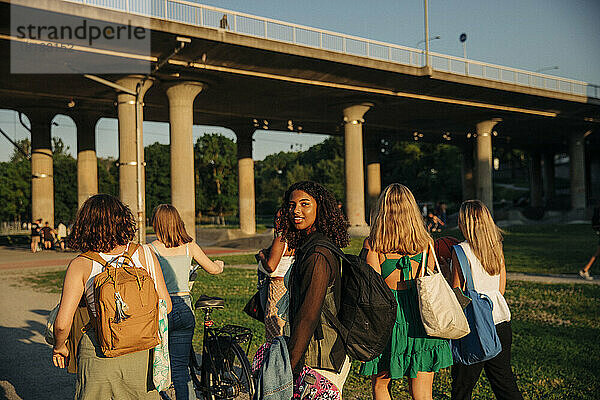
[315,241,397,362]
[593,207,600,231]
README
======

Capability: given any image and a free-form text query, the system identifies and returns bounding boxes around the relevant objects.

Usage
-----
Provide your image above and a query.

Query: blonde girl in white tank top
[450,200,523,400]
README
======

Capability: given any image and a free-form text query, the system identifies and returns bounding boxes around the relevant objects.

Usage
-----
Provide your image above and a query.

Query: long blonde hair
[368,183,432,255]
[458,200,504,275]
[152,204,193,248]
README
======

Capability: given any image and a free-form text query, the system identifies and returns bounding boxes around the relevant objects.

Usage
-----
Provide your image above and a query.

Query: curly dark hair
[67,194,137,252]
[277,181,349,249]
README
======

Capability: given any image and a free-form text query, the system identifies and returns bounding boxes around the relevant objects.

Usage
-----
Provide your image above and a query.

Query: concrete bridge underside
[1,0,599,235]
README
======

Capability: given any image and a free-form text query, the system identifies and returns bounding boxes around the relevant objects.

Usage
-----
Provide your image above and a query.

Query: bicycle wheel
[199,337,254,400]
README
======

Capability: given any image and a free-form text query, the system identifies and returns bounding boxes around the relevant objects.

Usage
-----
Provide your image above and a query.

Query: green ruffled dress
[360,253,453,379]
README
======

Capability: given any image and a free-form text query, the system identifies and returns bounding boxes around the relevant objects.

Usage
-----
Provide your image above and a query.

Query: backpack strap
[307,240,349,343]
[311,240,347,264]
[125,242,140,260]
[453,244,474,291]
[79,242,140,269]
[79,251,108,267]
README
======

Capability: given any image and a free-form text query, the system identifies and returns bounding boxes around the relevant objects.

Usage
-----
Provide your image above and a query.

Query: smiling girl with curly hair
[281,181,351,393]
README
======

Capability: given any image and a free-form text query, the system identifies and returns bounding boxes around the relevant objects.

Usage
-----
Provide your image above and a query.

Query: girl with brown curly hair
[52,194,171,399]
[282,181,352,393]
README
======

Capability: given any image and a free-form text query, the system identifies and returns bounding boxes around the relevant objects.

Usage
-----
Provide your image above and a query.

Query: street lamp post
[83,74,145,243]
[416,36,441,48]
[535,66,559,73]
[416,35,440,68]
[424,0,429,68]
[460,33,468,75]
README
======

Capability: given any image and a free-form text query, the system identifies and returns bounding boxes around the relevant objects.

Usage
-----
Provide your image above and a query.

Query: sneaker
[579,270,594,280]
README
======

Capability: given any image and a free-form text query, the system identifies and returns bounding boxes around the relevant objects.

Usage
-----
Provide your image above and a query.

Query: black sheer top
[287,232,344,374]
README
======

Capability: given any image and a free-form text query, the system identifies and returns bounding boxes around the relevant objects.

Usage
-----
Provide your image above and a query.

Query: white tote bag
[416,243,470,340]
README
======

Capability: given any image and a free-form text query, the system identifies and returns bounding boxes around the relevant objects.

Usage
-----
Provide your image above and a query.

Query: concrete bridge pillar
[166,81,204,240]
[461,141,475,201]
[475,119,500,215]
[116,76,153,242]
[529,151,543,208]
[569,131,587,210]
[365,134,382,223]
[235,128,256,235]
[343,103,372,233]
[74,114,99,209]
[542,152,555,205]
[30,109,56,227]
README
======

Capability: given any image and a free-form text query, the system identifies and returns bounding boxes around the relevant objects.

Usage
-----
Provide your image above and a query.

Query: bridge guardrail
[62,0,599,99]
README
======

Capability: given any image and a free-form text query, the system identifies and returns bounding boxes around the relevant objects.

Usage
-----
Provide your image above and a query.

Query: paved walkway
[0,245,596,399]
[0,245,254,271]
[507,271,598,285]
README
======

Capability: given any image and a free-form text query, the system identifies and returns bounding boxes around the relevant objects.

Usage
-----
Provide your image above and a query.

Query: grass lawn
[218,223,598,275]
[24,223,600,399]
[28,268,600,399]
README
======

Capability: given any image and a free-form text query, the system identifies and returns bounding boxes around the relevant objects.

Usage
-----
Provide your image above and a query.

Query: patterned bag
[293,366,340,400]
[252,341,340,400]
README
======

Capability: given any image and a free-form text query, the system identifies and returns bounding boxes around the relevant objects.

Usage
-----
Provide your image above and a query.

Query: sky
[1,0,599,161]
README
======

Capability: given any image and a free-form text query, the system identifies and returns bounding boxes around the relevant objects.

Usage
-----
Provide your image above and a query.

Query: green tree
[144,142,171,218]
[381,141,462,205]
[298,137,345,201]
[98,157,119,197]
[254,136,346,218]
[255,151,298,215]
[53,137,78,224]
[0,139,31,222]
[194,134,238,222]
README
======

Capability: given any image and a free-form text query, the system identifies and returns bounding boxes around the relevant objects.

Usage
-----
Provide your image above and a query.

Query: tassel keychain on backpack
[113,292,130,323]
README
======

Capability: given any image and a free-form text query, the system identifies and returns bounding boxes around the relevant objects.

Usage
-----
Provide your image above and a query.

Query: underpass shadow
[0,319,75,399]
[29,310,51,337]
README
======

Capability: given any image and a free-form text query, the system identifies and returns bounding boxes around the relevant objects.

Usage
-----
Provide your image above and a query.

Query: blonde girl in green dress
[360,184,452,400]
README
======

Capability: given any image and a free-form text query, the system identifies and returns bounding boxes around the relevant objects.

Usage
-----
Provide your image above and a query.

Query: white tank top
[456,242,511,325]
[84,244,155,317]
[258,242,295,278]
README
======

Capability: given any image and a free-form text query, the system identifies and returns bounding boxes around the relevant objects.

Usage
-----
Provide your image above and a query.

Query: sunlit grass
[24,223,600,398]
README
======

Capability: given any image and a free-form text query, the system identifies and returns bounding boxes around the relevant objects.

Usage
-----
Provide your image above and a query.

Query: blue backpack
[450,245,502,365]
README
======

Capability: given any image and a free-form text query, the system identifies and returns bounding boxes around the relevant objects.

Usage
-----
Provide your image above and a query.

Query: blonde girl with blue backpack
[450,200,523,400]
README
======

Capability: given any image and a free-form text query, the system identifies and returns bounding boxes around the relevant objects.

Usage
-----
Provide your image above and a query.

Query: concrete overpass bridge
[1,0,599,237]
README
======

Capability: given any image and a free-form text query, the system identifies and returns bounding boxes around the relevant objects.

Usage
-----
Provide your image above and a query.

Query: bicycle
[189,294,255,400]
[160,293,255,400]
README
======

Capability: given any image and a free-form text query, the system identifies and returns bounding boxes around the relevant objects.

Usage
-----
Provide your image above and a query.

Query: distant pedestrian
[426,210,443,233]
[219,14,229,29]
[450,200,523,400]
[40,221,55,249]
[580,205,600,281]
[57,222,67,251]
[30,218,42,253]
[435,202,448,229]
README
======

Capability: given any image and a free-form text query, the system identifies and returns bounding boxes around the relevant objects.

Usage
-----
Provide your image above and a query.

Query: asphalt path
[0,267,74,400]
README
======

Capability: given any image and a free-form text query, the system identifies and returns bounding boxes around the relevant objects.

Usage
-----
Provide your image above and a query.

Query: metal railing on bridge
[63,0,600,99]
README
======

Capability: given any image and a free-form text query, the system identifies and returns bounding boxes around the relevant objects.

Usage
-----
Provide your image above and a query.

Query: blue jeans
[168,295,195,400]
